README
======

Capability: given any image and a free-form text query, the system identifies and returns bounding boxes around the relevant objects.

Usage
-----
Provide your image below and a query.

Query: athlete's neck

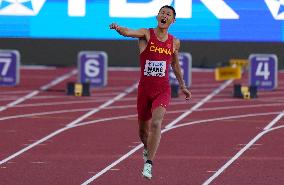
[154,28,168,42]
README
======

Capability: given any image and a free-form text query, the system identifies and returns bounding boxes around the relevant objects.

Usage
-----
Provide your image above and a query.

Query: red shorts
[137,83,171,121]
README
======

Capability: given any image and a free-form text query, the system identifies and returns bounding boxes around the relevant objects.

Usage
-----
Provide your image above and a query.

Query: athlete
[110,5,191,180]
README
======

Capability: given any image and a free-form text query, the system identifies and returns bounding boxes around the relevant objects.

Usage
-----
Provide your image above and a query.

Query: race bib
[144,60,166,77]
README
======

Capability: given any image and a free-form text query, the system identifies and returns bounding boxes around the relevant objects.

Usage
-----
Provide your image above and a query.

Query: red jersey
[139,28,174,88]
[137,28,174,120]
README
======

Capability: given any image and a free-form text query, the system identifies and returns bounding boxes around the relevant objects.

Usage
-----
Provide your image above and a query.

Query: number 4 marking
[256,62,270,80]
[0,58,11,76]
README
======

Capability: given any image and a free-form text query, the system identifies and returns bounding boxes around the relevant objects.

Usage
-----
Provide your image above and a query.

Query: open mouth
[161,19,167,24]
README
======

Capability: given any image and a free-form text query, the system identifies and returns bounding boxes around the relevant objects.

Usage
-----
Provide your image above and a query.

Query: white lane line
[197,103,284,111]
[66,83,137,127]
[72,114,137,128]
[0,91,38,112]
[73,112,280,130]
[13,99,111,108]
[0,108,93,121]
[0,69,77,112]
[0,90,32,95]
[1,99,279,179]
[1,98,282,123]
[39,69,76,91]
[165,80,233,129]
[0,127,68,165]
[0,82,138,166]
[203,110,284,185]
[165,111,281,131]
[81,144,144,185]
[265,124,284,132]
[264,111,284,130]
[81,80,232,185]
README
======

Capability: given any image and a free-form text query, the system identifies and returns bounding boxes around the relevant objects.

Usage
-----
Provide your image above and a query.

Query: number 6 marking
[0,58,11,76]
[85,59,100,77]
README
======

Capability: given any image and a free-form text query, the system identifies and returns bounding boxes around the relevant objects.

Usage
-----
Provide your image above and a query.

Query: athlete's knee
[151,119,162,130]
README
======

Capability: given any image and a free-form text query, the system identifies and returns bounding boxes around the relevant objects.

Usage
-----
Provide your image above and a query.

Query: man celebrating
[110,5,191,179]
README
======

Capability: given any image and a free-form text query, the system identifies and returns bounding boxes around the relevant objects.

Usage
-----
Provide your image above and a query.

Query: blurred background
[0,0,283,69]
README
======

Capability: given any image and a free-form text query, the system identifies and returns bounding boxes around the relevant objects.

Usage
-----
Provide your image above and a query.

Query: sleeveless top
[139,28,174,88]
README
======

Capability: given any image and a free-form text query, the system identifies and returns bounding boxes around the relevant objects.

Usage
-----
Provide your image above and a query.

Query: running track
[0,66,284,185]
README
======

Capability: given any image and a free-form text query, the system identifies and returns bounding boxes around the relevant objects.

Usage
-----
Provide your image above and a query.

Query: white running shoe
[142,163,152,179]
[143,149,148,163]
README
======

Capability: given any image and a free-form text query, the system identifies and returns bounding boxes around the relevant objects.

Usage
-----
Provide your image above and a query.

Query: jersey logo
[144,60,166,77]
[149,42,172,55]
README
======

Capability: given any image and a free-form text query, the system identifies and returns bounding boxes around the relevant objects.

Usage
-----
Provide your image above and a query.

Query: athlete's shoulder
[138,28,150,37]
[172,36,180,53]
[173,37,180,46]
[172,35,179,42]
[140,28,151,41]
[140,28,149,31]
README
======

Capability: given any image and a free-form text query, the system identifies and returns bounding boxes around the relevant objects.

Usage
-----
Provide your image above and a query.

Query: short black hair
[159,5,176,19]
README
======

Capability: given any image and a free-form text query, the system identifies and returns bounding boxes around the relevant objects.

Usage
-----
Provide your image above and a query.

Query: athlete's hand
[181,87,191,100]
[109,23,120,31]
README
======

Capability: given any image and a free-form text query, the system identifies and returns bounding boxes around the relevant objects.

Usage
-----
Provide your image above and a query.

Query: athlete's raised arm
[109,23,148,39]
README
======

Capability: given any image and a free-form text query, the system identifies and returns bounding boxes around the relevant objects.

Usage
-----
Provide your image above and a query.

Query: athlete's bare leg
[147,106,166,161]
[138,119,151,149]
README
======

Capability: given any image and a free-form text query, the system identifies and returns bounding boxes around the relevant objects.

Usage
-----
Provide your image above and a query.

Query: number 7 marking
[0,58,12,76]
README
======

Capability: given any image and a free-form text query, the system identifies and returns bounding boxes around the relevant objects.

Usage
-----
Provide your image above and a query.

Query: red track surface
[0,67,284,185]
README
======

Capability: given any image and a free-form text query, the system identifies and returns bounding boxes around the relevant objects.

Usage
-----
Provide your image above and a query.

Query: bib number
[144,60,166,77]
